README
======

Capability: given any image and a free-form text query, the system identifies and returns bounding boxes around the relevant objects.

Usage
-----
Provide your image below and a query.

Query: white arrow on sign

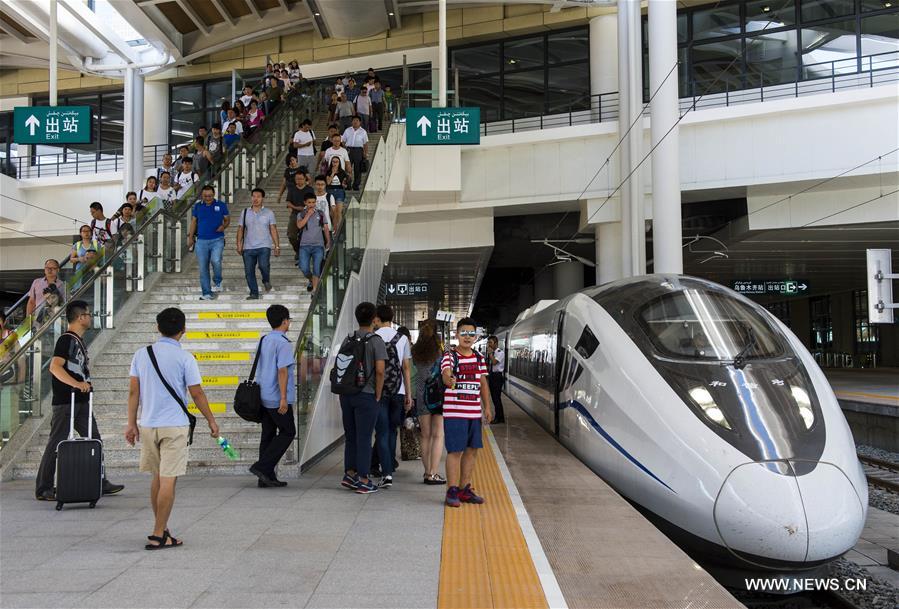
[387,284,396,294]
[25,115,40,136]
[798,283,807,290]
[416,115,431,137]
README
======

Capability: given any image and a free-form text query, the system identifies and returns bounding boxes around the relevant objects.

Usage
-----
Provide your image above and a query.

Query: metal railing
[422,50,898,137]
[0,85,326,450]
[293,122,403,462]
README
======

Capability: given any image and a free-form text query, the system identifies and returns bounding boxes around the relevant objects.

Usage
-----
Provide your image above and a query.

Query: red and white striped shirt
[440,349,488,419]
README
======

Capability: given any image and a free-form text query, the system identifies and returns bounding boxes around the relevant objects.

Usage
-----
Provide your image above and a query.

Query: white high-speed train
[501,274,867,579]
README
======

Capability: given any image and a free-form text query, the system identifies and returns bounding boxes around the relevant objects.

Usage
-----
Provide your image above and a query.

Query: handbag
[233,336,265,423]
[360,158,369,173]
[147,346,197,445]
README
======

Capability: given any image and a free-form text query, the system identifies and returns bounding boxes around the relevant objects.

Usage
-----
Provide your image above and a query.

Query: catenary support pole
[649,0,683,274]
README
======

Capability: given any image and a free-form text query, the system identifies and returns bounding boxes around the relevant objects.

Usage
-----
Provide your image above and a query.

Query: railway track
[857,454,899,494]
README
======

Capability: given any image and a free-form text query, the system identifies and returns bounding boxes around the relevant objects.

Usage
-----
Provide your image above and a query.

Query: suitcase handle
[68,392,76,440]
[68,390,94,440]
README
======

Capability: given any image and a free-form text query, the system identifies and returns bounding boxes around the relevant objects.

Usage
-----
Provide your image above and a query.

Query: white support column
[49,0,58,106]
[617,2,632,278]
[596,222,622,285]
[438,0,447,107]
[124,69,145,193]
[649,0,683,274]
[143,81,169,147]
[626,0,645,276]
[590,13,619,284]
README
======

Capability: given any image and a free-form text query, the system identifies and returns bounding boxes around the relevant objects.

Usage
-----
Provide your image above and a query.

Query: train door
[553,309,565,438]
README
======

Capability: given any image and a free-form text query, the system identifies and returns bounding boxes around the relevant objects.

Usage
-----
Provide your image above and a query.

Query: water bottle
[217,436,240,461]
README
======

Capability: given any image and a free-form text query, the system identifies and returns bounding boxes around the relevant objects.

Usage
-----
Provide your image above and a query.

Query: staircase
[12,113,390,480]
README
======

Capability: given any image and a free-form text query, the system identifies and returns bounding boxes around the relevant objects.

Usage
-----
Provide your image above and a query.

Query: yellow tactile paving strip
[438,430,549,609]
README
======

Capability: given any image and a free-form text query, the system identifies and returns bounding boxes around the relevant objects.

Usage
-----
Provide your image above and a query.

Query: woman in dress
[412,320,446,485]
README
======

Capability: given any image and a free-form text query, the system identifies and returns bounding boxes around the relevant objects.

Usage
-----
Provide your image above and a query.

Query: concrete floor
[0,449,444,609]
[847,506,899,589]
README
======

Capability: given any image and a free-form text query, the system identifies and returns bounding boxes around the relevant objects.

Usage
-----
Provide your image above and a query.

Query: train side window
[574,325,599,358]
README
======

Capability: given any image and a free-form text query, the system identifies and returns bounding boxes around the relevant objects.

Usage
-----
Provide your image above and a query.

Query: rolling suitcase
[55,391,103,511]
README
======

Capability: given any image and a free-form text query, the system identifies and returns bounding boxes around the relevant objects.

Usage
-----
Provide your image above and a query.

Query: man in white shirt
[222,109,244,135]
[292,119,316,175]
[240,86,256,107]
[156,153,175,181]
[371,304,412,487]
[89,202,118,247]
[341,116,369,191]
[173,158,200,196]
[486,335,505,424]
[157,171,176,207]
[323,133,351,172]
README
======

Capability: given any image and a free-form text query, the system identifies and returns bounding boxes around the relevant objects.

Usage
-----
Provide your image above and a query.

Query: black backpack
[330,332,375,395]
[382,333,404,396]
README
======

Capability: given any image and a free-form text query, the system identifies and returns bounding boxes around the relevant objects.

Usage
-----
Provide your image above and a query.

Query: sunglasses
[458,331,478,337]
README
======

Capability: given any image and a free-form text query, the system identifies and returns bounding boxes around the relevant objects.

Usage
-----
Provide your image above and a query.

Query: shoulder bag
[233,336,265,423]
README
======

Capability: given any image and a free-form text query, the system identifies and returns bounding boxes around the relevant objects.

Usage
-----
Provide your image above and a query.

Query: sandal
[145,530,183,550]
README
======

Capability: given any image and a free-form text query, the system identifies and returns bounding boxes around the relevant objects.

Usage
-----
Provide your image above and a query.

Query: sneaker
[35,489,55,502]
[211,284,223,293]
[459,484,485,504]
[263,282,272,293]
[102,481,125,495]
[246,294,260,300]
[379,475,393,488]
[445,486,461,508]
[199,294,214,300]
[306,282,313,292]
[341,474,360,490]
[355,479,380,494]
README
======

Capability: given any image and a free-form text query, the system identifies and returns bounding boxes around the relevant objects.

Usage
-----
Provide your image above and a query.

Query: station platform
[825,368,899,451]
[0,399,741,609]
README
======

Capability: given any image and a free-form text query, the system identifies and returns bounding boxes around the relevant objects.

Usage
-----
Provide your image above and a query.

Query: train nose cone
[714,461,866,567]
[714,461,808,565]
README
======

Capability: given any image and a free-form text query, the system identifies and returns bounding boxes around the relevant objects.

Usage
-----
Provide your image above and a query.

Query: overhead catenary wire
[800,188,899,228]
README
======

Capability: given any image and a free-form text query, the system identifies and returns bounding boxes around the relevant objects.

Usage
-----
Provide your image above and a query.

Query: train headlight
[689,386,731,430]
[790,386,815,429]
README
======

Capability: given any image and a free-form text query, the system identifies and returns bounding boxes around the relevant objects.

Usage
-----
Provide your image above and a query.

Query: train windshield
[639,290,785,361]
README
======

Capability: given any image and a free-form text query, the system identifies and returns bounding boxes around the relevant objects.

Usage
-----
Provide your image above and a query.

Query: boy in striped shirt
[441,317,493,507]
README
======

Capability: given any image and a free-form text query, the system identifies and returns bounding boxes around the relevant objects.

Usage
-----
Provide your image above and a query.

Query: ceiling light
[884,1,892,7]
[314,12,320,17]
[508,58,517,64]
[388,11,394,16]
[761,5,771,12]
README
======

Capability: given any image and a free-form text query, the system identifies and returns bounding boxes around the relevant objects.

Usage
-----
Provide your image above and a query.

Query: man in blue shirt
[188,185,230,300]
[125,307,220,549]
[249,304,297,487]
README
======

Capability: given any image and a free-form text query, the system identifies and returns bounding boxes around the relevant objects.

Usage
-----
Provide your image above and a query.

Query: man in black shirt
[35,300,124,501]
[285,172,315,255]
[277,155,302,205]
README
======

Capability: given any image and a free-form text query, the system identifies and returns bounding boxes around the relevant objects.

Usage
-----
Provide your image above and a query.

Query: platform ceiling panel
[157,2,199,35]
[193,1,228,26]
[221,0,254,19]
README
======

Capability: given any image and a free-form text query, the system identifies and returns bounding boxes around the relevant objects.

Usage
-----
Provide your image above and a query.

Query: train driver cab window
[639,290,784,361]
[574,325,599,359]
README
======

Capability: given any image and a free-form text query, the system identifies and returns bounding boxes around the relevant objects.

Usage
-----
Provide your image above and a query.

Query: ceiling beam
[277,0,290,10]
[60,0,139,64]
[0,19,31,43]
[209,0,236,26]
[174,0,211,35]
[305,0,328,39]
[386,0,401,29]
[246,0,263,20]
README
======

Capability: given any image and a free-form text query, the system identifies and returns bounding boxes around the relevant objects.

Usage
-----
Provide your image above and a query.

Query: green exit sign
[733,280,809,296]
[13,106,92,144]
[406,107,480,145]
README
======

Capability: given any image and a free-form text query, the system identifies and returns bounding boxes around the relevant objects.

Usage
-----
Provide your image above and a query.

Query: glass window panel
[801,19,858,75]
[678,13,688,43]
[679,47,690,96]
[693,4,741,40]
[504,36,544,70]
[861,1,898,11]
[860,13,899,63]
[170,111,202,148]
[459,74,501,122]
[171,83,203,112]
[746,29,799,85]
[546,63,590,113]
[800,0,855,22]
[691,39,744,93]
[452,43,501,76]
[746,0,796,30]
[548,29,589,64]
[502,68,545,119]
[100,93,124,151]
[206,80,232,113]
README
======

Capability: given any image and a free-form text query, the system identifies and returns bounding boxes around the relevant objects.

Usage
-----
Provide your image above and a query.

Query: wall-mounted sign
[387,281,430,297]
[406,107,480,145]
[14,106,92,144]
[732,280,809,296]
[436,310,455,322]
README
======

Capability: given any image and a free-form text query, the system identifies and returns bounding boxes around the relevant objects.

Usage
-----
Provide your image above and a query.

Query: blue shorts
[298,245,325,277]
[444,417,483,453]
